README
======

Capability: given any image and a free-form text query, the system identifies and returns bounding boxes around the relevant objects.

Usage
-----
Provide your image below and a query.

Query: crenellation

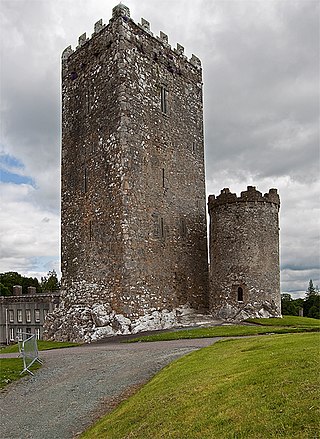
[174,43,186,59]
[93,19,106,35]
[190,54,201,69]
[61,8,202,79]
[208,186,280,209]
[62,45,74,61]
[77,32,88,48]
[139,18,153,36]
[157,31,170,47]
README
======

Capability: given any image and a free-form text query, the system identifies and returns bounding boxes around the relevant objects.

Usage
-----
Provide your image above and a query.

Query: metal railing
[17,333,43,375]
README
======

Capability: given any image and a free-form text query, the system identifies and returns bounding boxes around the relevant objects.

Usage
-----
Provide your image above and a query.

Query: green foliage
[304,294,320,319]
[0,282,11,296]
[306,279,318,297]
[40,269,60,292]
[0,358,41,389]
[0,270,60,295]
[281,280,320,319]
[0,271,41,295]
[81,333,320,439]
[303,279,320,319]
[281,293,303,316]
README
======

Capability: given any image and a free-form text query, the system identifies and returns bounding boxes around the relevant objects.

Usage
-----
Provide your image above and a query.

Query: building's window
[35,328,41,340]
[152,213,166,240]
[8,310,14,323]
[160,87,168,114]
[162,168,165,188]
[10,327,14,341]
[237,287,244,302]
[17,328,22,341]
[35,309,40,323]
[160,217,165,239]
[83,167,88,193]
[192,142,196,153]
[17,309,22,323]
[43,309,48,320]
[26,328,32,335]
[180,217,187,238]
[26,309,31,323]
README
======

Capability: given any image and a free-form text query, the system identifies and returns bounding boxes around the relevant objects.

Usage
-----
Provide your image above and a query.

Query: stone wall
[208,186,281,320]
[44,4,208,342]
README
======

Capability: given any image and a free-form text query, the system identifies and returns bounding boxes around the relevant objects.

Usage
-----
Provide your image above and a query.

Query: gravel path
[0,337,221,439]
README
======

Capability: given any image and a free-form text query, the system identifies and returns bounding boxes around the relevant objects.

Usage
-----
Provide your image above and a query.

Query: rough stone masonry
[44,4,281,342]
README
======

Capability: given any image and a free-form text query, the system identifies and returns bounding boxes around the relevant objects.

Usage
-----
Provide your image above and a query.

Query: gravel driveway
[0,337,221,439]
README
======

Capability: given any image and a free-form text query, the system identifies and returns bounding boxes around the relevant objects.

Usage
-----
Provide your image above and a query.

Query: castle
[44,4,281,342]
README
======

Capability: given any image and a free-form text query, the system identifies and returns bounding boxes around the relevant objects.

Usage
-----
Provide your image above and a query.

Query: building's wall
[117,17,208,317]
[208,187,281,320]
[0,294,59,344]
[61,17,125,307]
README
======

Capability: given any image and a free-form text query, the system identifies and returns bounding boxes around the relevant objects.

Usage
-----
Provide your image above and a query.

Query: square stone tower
[48,4,208,341]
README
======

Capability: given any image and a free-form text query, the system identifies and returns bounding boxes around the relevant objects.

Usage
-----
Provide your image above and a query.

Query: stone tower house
[45,4,208,341]
[208,186,281,320]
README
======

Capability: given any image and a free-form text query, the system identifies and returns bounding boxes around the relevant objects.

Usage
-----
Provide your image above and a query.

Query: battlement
[208,186,280,210]
[61,3,201,70]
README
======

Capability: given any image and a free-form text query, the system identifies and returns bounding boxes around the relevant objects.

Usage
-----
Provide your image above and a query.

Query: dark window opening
[162,168,165,188]
[70,71,78,80]
[237,287,243,302]
[160,217,165,238]
[161,87,168,114]
[89,221,93,241]
[83,167,87,193]
[192,142,196,153]
[180,218,187,238]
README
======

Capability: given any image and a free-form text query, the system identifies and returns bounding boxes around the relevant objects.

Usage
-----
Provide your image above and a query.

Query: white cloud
[0,183,60,276]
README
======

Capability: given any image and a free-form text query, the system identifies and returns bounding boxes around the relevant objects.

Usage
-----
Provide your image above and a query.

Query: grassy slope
[82,333,320,439]
[127,316,319,343]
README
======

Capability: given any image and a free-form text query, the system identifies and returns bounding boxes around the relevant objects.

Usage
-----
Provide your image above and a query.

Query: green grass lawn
[82,332,320,439]
[127,316,319,343]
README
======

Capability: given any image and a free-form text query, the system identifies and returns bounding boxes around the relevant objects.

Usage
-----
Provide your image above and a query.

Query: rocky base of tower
[211,300,281,322]
[43,293,216,343]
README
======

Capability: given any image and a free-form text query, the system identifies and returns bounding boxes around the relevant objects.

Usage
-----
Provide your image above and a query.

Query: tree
[40,270,60,292]
[304,279,320,319]
[306,279,317,297]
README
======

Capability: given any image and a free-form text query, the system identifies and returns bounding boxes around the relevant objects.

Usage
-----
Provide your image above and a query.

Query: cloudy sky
[0,0,319,298]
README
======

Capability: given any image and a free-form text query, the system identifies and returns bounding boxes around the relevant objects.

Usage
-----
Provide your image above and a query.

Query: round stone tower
[208,186,281,320]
